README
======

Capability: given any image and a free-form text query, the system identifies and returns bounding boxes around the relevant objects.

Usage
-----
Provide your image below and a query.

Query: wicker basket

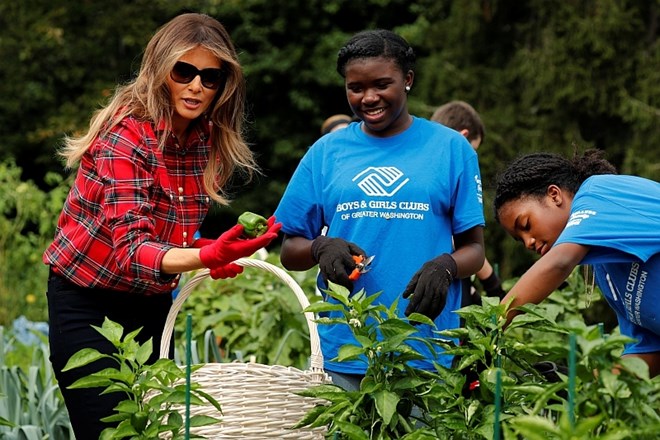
[159,258,330,439]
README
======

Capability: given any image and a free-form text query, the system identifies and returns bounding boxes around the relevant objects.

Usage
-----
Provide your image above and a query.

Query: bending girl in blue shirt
[494,149,660,376]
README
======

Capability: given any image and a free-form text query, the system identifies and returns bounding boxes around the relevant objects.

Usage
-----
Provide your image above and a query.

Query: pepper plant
[297,274,660,439]
[294,282,448,439]
[63,317,221,439]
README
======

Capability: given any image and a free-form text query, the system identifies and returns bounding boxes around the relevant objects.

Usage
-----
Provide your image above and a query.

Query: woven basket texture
[160,258,330,439]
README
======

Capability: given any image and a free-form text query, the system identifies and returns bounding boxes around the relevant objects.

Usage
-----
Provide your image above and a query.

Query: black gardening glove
[480,270,505,299]
[521,361,569,402]
[403,253,457,321]
[311,236,366,292]
[530,361,568,384]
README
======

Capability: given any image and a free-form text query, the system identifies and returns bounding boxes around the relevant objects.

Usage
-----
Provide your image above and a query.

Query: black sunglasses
[170,61,224,90]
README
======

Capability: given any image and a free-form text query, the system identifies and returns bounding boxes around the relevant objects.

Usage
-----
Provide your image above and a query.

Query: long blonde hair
[60,13,255,205]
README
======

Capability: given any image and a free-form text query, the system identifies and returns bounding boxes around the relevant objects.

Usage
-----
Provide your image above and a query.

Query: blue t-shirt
[274,117,485,373]
[555,175,660,354]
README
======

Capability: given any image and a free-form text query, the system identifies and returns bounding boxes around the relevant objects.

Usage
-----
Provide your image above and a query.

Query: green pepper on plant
[237,211,268,238]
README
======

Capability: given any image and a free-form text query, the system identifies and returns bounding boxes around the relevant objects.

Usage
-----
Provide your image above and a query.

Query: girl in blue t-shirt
[494,149,660,376]
[274,29,486,387]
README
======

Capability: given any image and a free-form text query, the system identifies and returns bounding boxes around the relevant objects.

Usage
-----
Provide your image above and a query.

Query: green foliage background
[0,0,658,324]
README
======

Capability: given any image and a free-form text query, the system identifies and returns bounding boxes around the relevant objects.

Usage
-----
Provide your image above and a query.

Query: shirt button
[178,187,184,193]
[183,231,188,238]
[179,196,184,202]
[175,274,181,279]
[182,241,188,247]
[205,197,210,203]
[170,282,178,288]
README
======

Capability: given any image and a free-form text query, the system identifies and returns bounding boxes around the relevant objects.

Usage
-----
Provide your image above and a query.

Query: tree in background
[0,0,658,291]
[0,0,186,176]
[408,0,660,276]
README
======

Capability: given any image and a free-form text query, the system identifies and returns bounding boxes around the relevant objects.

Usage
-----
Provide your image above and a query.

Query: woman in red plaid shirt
[43,13,281,439]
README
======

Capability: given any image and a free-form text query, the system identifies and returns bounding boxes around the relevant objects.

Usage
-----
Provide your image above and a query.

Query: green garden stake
[185,313,192,440]
[493,352,502,440]
[568,333,576,429]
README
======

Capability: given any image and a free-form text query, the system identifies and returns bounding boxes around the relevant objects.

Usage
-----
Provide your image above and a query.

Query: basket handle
[159,258,324,371]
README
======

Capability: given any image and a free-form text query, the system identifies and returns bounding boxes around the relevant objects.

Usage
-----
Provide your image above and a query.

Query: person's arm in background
[501,242,589,325]
[476,258,495,280]
[476,258,506,298]
[624,353,660,378]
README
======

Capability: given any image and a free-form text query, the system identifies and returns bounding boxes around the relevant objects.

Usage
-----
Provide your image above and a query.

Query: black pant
[47,268,173,440]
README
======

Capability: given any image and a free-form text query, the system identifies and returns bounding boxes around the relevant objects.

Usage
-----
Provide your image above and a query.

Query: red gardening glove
[208,263,244,280]
[193,238,244,279]
[198,216,281,270]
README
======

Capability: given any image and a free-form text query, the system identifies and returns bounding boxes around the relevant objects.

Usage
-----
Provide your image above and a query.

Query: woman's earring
[405,85,411,93]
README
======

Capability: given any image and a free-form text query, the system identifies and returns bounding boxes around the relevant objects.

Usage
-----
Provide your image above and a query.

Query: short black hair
[494,149,617,221]
[336,29,415,78]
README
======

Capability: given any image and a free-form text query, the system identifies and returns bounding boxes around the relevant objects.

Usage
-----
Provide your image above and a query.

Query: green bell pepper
[237,211,268,238]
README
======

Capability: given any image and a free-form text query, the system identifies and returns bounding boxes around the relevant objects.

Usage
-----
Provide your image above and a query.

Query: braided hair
[494,149,617,222]
[336,29,415,78]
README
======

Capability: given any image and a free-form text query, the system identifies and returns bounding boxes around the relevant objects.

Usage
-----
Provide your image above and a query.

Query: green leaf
[336,344,365,362]
[292,404,330,428]
[99,427,117,440]
[354,335,372,348]
[304,302,346,313]
[508,415,559,439]
[67,375,112,389]
[618,355,650,379]
[100,382,132,395]
[390,375,428,391]
[95,317,125,345]
[101,412,131,423]
[373,389,399,425]
[189,414,221,427]
[113,418,139,436]
[135,339,153,366]
[600,369,632,399]
[334,420,369,440]
[454,353,482,371]
[571,414,606,437]
[406,313,435,326]
[114,399,139,413]
[123,327,143,344]
[91,367,134,384]
[325,282,351,305]
[296,384,350,400]
[61,347,106,371]
[314,317,345,325]
[0,417,15,428]
[379,319,417,338]
[194,389,223,412]
[167,410,184,426]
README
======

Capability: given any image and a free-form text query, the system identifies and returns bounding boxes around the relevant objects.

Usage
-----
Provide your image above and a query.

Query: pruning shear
[349,254,375,281]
